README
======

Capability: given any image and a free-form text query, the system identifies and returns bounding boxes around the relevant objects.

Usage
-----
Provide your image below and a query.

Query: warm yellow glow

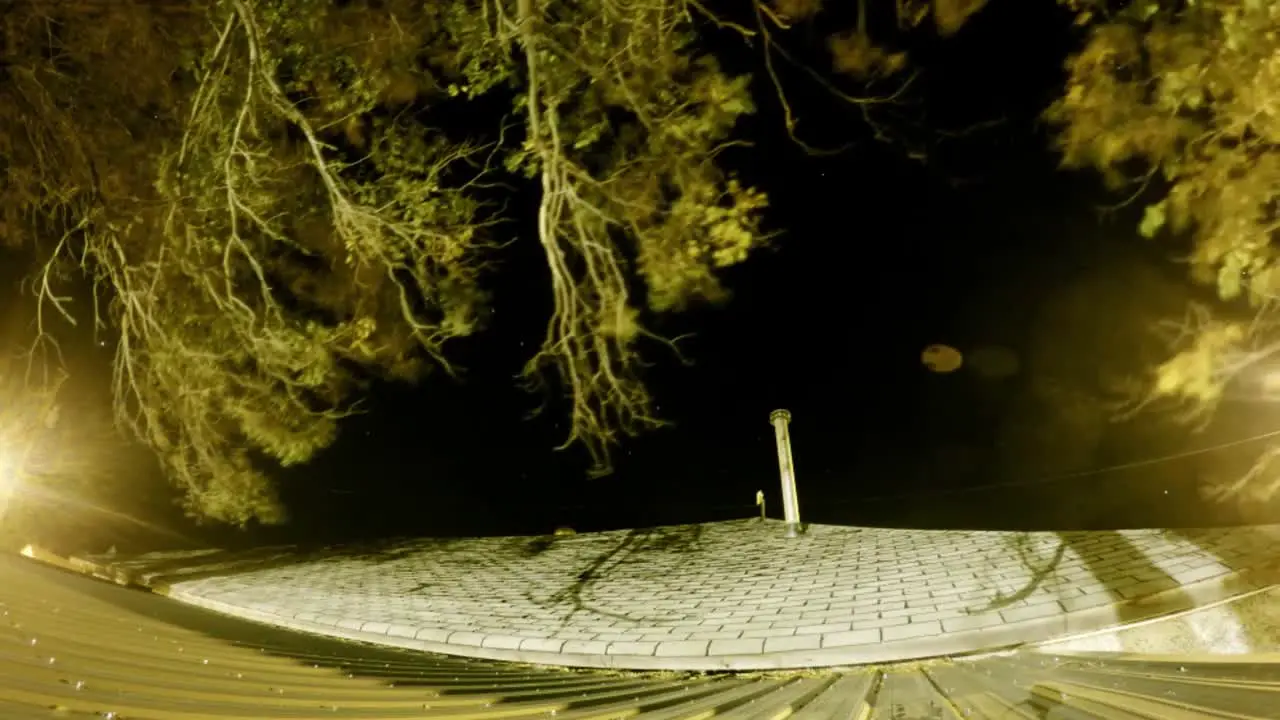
[922,344,963,374]
[1263,371,1280,394]
[0,456,14,497]
[0,450,18,528]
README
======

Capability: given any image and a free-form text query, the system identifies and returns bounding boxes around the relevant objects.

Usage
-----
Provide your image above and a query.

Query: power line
[849,424,1280,504]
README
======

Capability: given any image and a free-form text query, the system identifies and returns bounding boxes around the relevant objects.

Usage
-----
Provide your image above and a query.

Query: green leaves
[1217,254,1243,300]
[1,0,782,522]
[506,0,774,472]
[1051,0,1280,302]
[1138,200,1166,239]
[1050,0,1280,502]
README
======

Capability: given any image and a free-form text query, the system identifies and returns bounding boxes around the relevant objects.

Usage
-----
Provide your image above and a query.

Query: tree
[1047,0,1280,502]
[1,0,992,525]
[1,0,777,524]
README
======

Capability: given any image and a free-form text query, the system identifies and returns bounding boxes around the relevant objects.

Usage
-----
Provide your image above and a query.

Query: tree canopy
[1047,0,1280,502]
[2,0,990,525]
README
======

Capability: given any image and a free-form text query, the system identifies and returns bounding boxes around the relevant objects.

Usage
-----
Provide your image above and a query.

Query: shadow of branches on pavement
[964,533,1067,615]
[964,530,1202,630]
[527,524,705,629]
[1057,531,1192,626]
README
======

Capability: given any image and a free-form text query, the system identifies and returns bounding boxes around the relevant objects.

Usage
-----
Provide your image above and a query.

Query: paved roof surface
[81,518,1280,670]
[4,553,1280,719]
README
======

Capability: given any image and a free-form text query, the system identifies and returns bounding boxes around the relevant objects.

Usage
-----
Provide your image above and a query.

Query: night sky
[270,0,1116,541]
[10,1,1280,552]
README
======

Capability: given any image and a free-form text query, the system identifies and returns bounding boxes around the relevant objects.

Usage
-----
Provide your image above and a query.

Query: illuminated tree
[1,0,774,524]
[3,0,496,524]
[1,0,994,525]
[1047,0,1280,501]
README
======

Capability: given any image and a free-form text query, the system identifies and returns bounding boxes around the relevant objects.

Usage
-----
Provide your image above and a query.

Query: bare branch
[510,0,770,474]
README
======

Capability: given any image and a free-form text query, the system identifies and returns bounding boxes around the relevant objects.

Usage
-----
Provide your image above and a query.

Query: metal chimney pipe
[769,409,803,537]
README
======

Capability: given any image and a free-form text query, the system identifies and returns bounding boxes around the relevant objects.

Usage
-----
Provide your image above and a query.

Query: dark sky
[271,0,1115,541]
[13,1,1280,552]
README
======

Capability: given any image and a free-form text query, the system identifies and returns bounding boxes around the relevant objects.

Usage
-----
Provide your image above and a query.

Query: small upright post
[769,409,803,538]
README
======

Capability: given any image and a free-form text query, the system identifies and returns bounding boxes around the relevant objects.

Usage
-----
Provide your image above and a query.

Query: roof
[3,552,1278,718]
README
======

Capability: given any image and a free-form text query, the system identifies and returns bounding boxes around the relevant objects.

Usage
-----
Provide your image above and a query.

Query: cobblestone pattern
[137,520,1280,666]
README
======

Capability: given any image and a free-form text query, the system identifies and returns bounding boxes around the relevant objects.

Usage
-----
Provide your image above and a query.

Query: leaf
[1139,200,1167,239]
[1218,258,1242,300]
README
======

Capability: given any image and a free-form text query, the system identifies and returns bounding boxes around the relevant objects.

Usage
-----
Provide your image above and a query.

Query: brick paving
[96,519,1280,670]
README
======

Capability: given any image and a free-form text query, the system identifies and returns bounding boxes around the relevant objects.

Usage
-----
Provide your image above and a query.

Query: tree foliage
[1047,0,1280,501]
[0,0,781,524]
[0,0,994,525]
[506,0,772,475]
[2,0,509,523]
